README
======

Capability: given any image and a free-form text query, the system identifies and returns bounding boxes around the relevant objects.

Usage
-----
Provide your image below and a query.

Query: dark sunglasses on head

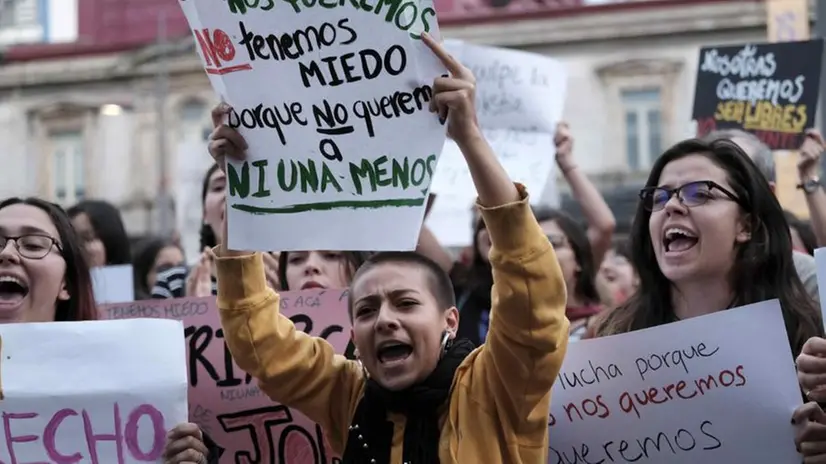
[638,180,741,212]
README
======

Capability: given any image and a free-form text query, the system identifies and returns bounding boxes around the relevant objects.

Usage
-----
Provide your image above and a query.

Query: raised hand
[422,32,481,145]
[208,103,248,173]
[185,247,214,297]
[163,423,209,464]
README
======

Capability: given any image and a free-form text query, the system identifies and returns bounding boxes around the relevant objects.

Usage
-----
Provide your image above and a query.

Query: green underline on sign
[232,197,427,214]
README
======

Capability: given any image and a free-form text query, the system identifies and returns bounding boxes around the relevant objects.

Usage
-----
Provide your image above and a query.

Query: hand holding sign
[187,247,216,297]
[164,422,211,463]
[554,122,574,173]
[798,129,826,179]
[797,337,826,401]
[208,103,248,174]
[792,401,826,459]
[209,104,253,256]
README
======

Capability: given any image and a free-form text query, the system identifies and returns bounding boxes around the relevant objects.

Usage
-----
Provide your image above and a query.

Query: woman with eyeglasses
[0,198,217,464]
[593,138,826,459]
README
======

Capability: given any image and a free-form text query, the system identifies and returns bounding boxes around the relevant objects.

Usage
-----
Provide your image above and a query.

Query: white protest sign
[814,247,826,329]
[450,40,565,132]
[548,300,802,463]
[427,42,566,246]
[0,319,188,463]
[91,264,135,304]
[180,0,448,251]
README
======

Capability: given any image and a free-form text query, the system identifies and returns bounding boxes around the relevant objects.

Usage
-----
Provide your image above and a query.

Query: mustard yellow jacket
[215,186,569,463]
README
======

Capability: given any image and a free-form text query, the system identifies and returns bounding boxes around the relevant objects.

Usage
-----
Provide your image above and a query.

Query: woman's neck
[671,279,734,320]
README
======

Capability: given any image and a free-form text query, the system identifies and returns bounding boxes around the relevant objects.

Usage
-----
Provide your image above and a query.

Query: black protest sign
[693,39,824,150]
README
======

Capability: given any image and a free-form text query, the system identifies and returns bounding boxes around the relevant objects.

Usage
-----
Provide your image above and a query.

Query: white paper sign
[91,264,135,304]
[450,41,565,132]
[180,0,448,251]
[0,319,187,463]
[814,247,826,329]
[427,42,566,246]
[548,300,802,463]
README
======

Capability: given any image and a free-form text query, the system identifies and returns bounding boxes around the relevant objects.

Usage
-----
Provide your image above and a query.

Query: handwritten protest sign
[427,41,566,246]
[814,247,826,328]
[101,289,352,463]
[179,0,448,252]
[0,319,187,463]
[91,264,135,303]
[693,39,824,150]
[548,300,802,463]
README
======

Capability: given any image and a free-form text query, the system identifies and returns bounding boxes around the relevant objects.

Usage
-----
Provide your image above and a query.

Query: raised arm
[208,105,362,454]
[424,33,568,441]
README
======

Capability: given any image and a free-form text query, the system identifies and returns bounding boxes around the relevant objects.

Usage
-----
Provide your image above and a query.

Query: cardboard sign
[101,290,353,463]
[693,39,824,150]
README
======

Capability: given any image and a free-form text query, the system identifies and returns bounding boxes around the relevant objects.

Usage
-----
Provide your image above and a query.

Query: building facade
[0,0,796,257]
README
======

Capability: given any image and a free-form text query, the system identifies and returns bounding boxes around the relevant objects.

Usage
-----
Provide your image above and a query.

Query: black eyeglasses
[0,234,62,259]
[639,180,741,212]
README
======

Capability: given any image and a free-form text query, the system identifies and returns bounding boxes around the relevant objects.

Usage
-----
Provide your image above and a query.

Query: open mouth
[663,227,699,253]
[301,281,325,290]
[0,276,29,304]
[377,342,413,365]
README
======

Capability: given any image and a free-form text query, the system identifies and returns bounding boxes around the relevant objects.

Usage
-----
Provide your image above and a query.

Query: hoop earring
[439,330,452,359]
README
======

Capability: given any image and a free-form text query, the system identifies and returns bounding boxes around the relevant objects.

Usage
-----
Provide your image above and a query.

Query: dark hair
[348,251,456,321]
[597,138,822,356]
[200,164,221,250]
[67,200,131,266]
[533,207,601,305]
[0,197,97,321]
[452,216,493,300]
[784,210,817,256]
[612,237,632,261]
[132,237,182,299]
[278,250,371,292]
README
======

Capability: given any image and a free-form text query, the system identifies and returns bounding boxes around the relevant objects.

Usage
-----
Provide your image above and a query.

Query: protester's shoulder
[793,250,817,271]
[792,251,819,299]
[793,250,818,284]
[151,266,189,299]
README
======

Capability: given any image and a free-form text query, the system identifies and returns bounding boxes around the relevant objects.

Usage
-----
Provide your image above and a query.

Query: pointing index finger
[421,32,467,78]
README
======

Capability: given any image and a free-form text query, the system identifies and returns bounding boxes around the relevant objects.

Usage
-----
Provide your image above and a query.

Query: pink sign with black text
[101,289,353,463]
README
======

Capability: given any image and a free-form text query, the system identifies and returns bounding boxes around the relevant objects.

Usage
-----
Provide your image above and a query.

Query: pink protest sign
[100,289,353,464]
